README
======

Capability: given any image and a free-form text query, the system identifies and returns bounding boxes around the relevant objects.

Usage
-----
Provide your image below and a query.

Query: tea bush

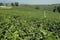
[0,15,60,40]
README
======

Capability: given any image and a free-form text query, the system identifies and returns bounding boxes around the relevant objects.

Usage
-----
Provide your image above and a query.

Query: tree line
[0,2,60,13]
[0,2,19,6]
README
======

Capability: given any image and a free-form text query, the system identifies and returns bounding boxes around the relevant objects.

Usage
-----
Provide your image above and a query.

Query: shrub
[57,6,60,13]
[35,7,40,10]
[53,9,56,12]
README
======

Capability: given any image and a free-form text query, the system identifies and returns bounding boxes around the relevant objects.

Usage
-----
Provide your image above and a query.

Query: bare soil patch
[0,6,12,9]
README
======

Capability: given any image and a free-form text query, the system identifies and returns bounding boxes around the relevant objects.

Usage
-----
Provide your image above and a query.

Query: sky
[0,0,60,5]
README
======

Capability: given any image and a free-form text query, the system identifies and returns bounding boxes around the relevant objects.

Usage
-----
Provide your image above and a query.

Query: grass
[0,6,60,19]
[0,5,60,40]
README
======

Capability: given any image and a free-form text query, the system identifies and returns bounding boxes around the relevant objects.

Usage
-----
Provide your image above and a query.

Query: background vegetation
[0,3,60,40]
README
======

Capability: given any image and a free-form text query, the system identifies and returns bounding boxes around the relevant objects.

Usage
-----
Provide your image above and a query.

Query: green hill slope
[0,5,60,40]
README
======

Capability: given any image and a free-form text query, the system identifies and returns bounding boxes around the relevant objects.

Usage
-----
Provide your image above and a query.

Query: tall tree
[0,3,3,6]
[11,3,14,6]
[15,2,19,6]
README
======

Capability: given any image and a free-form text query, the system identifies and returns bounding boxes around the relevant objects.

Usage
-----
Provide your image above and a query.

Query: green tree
[0,3,3,6]
[15,2,19,6]
[57,6,60,13]
[11,3,14,6]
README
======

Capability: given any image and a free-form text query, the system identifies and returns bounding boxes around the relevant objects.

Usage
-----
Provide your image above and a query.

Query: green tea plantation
[0,5,60,40]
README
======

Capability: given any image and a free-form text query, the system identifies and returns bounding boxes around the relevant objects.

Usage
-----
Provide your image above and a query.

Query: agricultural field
[0,5,60,40]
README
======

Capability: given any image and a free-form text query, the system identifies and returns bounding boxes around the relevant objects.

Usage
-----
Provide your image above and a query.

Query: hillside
[0,5,60,40]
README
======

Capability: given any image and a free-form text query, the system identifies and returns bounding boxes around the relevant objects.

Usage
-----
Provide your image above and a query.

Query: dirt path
[0,6,12,9]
